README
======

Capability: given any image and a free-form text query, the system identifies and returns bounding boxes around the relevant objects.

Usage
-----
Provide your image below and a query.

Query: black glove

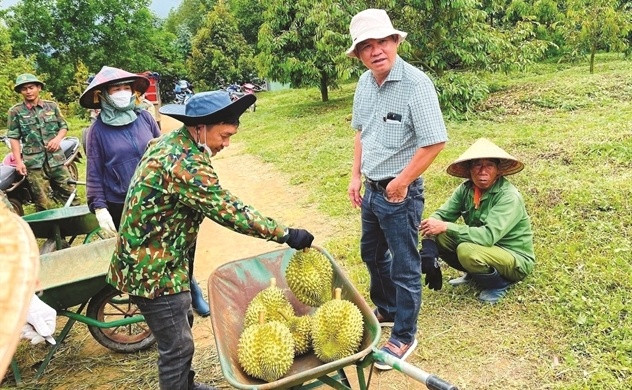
[284,228,314,250]
[420,238,442,291]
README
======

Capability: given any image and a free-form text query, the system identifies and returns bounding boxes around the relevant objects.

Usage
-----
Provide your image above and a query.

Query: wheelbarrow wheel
[8,197,24,216]
[67,161,79,181]
[86,286,156,353]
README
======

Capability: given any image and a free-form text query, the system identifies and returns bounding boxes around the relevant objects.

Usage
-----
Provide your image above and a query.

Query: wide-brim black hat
[79,66,149,109]
[159,91,256,126]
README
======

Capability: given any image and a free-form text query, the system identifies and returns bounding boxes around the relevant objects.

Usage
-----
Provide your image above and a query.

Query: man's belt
[365,177,394,192]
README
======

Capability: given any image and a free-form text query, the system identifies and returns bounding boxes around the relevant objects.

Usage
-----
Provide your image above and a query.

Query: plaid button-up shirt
[351,56,447,181]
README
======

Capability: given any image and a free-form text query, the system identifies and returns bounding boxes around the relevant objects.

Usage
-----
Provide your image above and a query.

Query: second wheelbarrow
[12,238,155,382]
[22,204,104,252]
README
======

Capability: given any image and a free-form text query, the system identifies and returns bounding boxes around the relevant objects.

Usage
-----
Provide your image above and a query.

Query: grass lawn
[234,53,631,389]
[3,54,629,389]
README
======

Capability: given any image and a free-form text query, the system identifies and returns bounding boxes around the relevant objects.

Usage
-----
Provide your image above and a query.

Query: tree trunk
[320,73,329,102]
[590,45,596,74]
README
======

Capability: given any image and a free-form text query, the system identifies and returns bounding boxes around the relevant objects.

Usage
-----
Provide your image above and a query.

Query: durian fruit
[286,249,333,307]
[286,314,312,356]
[311,288,364,362]
[243,278,295,328]
[237,312,295,382]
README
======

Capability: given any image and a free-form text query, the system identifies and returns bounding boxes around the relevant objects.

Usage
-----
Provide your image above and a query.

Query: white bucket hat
[346,9,407,58]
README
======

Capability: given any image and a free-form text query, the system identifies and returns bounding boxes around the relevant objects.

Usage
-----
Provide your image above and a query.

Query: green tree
[3,0,173,102]
[66,61,91,118]
[228,0,265,47]
[163,0,214,36]
[375,0,548,75]
[187,0,255,90]
[257,0,361,101]
[0,24,35,119]
[566,0,631,73]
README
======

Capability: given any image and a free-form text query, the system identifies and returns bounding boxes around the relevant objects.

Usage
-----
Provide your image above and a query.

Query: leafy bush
[434,70,489,120]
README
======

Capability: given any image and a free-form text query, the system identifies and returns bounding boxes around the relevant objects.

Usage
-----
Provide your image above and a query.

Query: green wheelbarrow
[22,204,105,253]
[10,238,155,383]
[207,245,458,390]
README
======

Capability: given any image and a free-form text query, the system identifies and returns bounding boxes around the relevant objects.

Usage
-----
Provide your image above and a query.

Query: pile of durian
[237,249,365,382]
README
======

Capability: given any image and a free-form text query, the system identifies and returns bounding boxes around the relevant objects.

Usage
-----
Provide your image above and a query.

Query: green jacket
[107,127,288,298]
[7,99,68,169]
[431,176,535,276]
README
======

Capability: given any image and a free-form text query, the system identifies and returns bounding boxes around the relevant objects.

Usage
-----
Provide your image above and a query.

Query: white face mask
[197,127,213,156]
[109,90,133,108]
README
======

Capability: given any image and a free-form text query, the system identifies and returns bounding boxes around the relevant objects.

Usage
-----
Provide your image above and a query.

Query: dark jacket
[86,110,161,210]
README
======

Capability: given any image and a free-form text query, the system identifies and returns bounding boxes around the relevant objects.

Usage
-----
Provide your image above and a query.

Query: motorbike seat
[0,165,18,191]
[60,137,79,160]
[3,153,16,167]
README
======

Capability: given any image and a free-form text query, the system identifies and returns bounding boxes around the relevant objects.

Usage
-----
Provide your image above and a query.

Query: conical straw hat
[0,203,40,379]
[447,138,524,178]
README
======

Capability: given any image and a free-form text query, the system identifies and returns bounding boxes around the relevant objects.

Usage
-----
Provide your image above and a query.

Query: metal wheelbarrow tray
[16,238,155,381]
[22,205,102,251]
[22,205,98,240]
[208,246,459,390]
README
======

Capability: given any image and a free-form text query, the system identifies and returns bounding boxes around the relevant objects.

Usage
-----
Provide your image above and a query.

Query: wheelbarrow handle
[371,347,459,390]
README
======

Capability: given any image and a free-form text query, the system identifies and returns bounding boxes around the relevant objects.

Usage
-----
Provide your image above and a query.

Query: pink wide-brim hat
[80,66,149,109]
[346,9,407,58]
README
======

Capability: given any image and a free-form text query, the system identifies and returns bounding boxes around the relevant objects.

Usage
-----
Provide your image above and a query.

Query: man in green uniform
[107,91,314,390]
[7,73,77,211]
[420,138,535,304]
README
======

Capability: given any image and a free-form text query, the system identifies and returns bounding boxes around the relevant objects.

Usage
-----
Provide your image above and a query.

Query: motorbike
[240,82,262,112]
[0,135,83,215]
[173,79,194,105]
[224,83,257,112]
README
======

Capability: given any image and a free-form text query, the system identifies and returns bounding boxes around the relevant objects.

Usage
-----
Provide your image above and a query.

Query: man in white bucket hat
[346,8,447,370]
[420,138,535,304]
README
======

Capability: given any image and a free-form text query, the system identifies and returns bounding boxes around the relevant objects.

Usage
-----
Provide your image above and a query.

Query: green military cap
[14,73,45,93]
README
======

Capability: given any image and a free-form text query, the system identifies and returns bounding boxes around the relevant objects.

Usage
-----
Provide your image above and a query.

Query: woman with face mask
[80,66,160,231]
[80,66,211,317]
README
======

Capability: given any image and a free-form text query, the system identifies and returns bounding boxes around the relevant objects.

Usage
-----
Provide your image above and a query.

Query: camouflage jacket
[7,99,69,169]
[107,127,288,298]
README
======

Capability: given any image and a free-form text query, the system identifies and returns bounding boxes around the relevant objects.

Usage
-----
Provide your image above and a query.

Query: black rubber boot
[190,276,210,317]
[469,268,513,304]
[188,370,217,390]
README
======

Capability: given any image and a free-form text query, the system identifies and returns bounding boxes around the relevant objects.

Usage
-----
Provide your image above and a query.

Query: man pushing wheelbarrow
[107,90,315,390]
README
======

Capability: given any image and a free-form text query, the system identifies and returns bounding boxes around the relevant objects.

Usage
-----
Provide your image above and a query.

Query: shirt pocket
[380,121,407,149]
[19,116,39,135]
[22,144,44,155]
[42,113,61,138]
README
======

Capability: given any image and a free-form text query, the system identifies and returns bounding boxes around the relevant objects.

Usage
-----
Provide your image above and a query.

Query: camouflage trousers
[27,162,79,211]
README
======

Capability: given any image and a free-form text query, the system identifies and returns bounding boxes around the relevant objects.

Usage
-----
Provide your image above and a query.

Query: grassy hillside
[234,54,631,389]
[3,54,629,389]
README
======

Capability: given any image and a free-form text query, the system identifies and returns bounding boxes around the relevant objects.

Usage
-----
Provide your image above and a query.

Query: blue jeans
[132,292,195,390]
[361,178,424,344]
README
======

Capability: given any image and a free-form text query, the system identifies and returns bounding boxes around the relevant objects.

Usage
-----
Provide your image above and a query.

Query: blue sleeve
[86,123,107,212]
